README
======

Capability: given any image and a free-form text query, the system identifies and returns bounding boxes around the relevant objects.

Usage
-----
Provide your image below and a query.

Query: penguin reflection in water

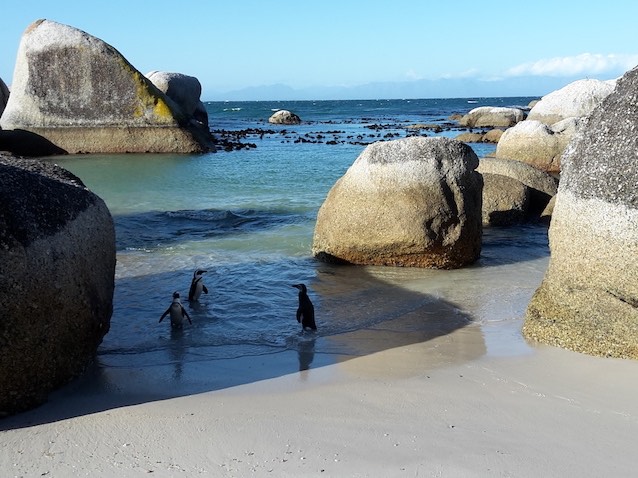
[159,292,192,329]
[292,283,317,331]
[188,269,209,302]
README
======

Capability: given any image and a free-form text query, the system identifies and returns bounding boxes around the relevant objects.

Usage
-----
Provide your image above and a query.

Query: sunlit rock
[312,137,483,268]
[0,19,214,154]
[524,67,638,359]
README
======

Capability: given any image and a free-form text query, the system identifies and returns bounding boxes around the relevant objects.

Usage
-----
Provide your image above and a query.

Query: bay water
[43,97,549,394]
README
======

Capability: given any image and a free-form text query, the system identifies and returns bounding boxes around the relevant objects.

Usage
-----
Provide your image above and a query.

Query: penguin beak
[292,284,301,290]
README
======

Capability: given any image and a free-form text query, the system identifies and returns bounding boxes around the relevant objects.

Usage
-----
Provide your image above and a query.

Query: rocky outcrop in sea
[312,136,483,268]
[0,19,214,154]
[523,67,638,359]
[268,110,301,125]
[146,70,210,130]
[459,106,526,128]
[0,155,116,416]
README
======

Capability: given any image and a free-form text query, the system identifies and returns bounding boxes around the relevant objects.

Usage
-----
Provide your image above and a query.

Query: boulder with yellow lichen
[0,19,214,154]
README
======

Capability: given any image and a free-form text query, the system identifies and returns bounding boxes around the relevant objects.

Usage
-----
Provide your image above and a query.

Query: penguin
[159,292,192,328]
[292,283,317,331]
[188,269,209,301]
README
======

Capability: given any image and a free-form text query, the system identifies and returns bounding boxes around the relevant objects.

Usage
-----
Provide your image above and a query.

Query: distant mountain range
[203,75,606,101]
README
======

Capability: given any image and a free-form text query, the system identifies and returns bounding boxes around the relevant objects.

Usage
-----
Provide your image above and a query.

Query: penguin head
[194,269,207,278]
[172,291,180,299]
[292,283,307,293]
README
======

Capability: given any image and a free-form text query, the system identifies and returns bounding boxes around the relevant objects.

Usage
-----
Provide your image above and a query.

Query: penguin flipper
[296,308,302,323]
[202,285,208,294]
[159,307,170,323]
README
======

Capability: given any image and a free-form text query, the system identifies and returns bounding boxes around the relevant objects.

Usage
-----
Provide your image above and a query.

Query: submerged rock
[312,137,483,268]
[0,155,116,416]
[0,19,214,154]
[523,66,638,359]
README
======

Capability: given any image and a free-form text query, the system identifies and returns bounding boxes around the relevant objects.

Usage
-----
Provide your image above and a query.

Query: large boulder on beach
[494,118,581,173]
[0,76,9,117]
[0,19,213,154]
[527,78,616,125]
[312,137,483,268]
[523,66,638,359]
[0,155,115,416]
[145,70,209,129]
[459,107,526,128]
[478,157,558,216]
[268,110,301,125]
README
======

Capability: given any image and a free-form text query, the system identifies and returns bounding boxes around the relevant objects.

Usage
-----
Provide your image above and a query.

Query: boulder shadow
[0,260,482,430]
[0,129,67,156]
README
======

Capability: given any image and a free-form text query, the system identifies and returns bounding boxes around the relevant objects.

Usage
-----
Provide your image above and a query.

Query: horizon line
[202,94,541,103]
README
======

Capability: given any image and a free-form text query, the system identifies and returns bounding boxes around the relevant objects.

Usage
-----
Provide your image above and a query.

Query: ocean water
[43,97,549,384]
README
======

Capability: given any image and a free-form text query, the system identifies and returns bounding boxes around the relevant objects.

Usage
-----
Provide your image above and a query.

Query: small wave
[223,107,242,111]
[114,208,305,251]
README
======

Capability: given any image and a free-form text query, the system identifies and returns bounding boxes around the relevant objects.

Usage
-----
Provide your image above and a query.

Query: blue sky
[2,1,638,100]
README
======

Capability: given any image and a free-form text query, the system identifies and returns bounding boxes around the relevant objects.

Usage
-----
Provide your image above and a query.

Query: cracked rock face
[312,136,483,269]
[0,155,116,416]
[523,67,638,359]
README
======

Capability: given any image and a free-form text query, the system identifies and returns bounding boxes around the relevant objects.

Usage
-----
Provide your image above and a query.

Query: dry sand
[2,320,638,478]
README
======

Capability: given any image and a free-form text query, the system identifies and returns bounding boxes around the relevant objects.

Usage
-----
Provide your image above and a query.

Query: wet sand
[2,315,638,477]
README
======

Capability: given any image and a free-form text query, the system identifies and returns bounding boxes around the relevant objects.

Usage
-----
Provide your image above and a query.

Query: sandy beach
[2,315,638,478]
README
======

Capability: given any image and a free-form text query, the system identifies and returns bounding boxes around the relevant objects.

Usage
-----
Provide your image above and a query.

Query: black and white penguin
[159,292,192,328]
[292,283,317,331]
[188,269,209,302]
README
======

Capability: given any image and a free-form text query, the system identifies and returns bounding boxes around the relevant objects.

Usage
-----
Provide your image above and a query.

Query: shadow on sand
[1,222,549,429]
[1,261,484,431]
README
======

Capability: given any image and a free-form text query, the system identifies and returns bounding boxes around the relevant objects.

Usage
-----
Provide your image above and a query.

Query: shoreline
[2,322,637,477]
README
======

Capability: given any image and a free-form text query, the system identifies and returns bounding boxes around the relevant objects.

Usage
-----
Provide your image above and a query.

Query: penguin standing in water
[159,292,192,328]
[188,269,208,302]
[292,283,317,331]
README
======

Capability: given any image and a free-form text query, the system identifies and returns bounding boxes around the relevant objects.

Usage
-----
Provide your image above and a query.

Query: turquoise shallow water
[42,97,548,379]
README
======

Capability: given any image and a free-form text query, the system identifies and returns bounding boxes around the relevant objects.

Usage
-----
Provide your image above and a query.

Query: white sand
[2,323,638,478]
